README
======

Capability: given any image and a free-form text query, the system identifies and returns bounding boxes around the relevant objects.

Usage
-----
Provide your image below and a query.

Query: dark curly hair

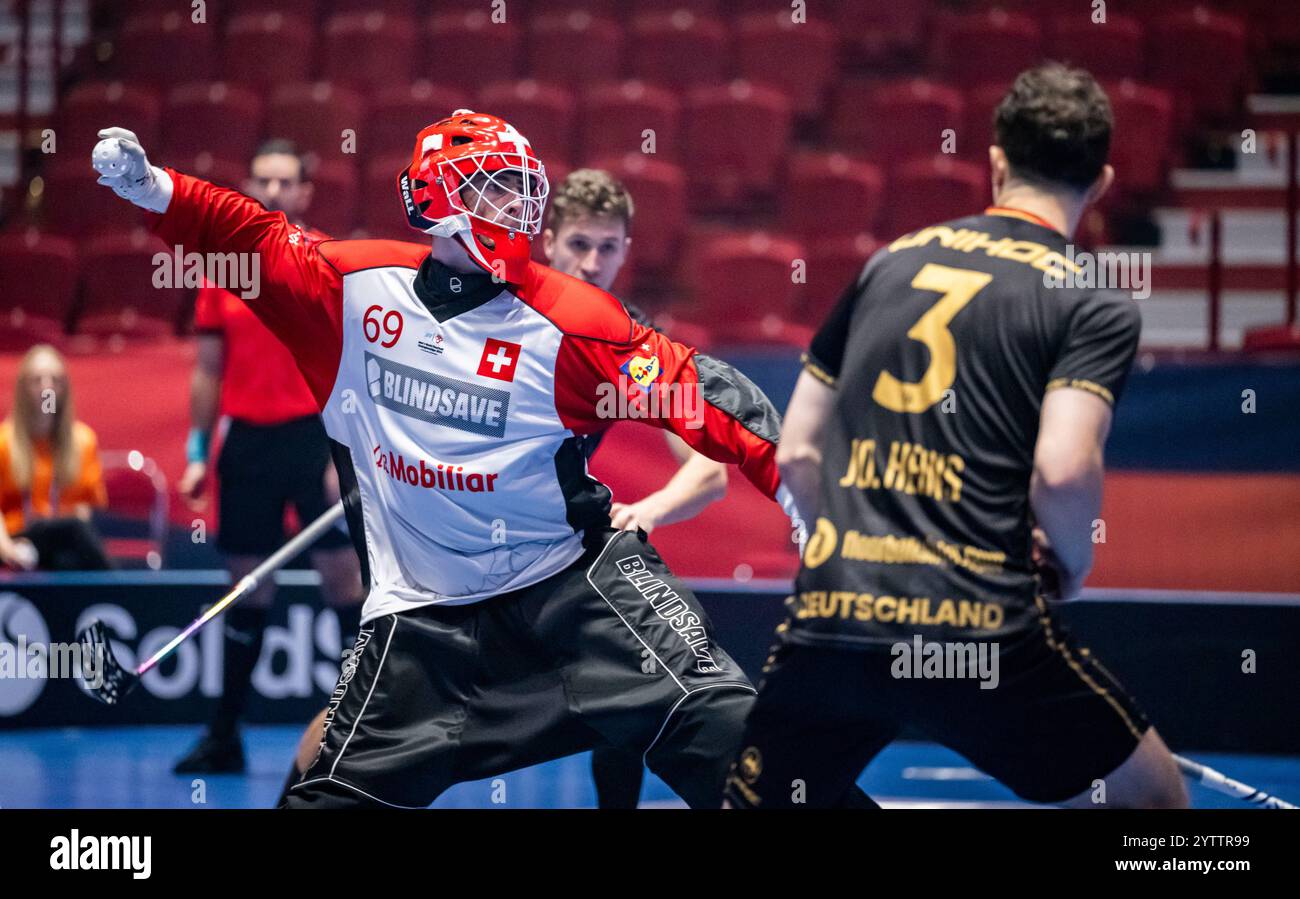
[545,169,634,235]
[994,64,1112,191]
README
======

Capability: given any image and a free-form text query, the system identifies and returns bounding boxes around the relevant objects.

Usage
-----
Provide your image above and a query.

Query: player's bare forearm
[190,336,223,433]
[664,452,729,515]
[618,453,728,531]
[776,370,837,525]
[1029,461,1102,595]
[1031,388,1113,597]
[776,454,824,527]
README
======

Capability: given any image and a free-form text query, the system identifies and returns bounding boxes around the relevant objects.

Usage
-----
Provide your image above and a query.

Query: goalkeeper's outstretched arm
[92,127,347,406]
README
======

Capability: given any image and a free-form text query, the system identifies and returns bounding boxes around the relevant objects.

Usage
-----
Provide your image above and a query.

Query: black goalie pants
[282,529,756,808]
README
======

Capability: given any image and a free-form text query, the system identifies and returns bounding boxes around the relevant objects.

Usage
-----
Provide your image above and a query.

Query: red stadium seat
[96,450,171,569]
[1046,14,1145,82]
[630,0,721,16]
[425,0,527,13]
[971,0,1085,17]
[589,154,686,272]
[57,81,160,160]
[933,9,1042,85]
[76,229,184,341]
[477,80,577,164]
[223,13,315,92]
[580,81,680,162]
[185,156,250,192]
[736,13,839,112]
[781,151,885,240]
[304,158,360,238]
[539,0,618,15]
[426,12,523,96]
[961,81,1010,164]
[264,82,365,162]
[682,81,792,211]
[160,82,264,170]
[112,12,217,83]
[628,11,729,91]
[123,0,199,10]
[833,78,964,169]
[885,155,986,238]
[227,0,320,17]
[677,218,757,285]
[321,11,418,93]
[1226,0,1300,48]
[330,0,414,14]
[528,12,624,88]
[39,159,144,238]
[725,0,804,14]
[364,82,474,164]
[0,230,77,348]
[684,230,809,345]
[796,232,881,328]
[1106,80,1176,195]
[835,0,931,63]
[1148,8,1250,124]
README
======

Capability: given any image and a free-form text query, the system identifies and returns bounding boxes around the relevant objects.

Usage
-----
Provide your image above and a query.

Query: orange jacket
[0,419,108,534]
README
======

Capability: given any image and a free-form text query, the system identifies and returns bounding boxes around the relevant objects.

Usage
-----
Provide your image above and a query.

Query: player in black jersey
[725,65,1188,808]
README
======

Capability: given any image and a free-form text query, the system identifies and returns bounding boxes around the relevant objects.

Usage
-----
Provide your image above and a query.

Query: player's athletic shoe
[173,731,246,774]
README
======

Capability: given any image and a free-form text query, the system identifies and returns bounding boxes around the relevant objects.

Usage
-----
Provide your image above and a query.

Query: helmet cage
[426,150,548,237]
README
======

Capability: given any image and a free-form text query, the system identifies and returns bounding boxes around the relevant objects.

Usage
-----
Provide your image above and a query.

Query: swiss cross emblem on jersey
[477,338,522,382]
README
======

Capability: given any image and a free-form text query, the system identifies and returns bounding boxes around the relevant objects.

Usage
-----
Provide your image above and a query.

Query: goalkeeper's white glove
[91,127,173,214]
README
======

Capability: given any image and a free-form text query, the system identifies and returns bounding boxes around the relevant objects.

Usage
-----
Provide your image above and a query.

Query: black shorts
[17,516,113,571]
[725,596,1150,807]
[284,529,757,809]
[216,415,352,555]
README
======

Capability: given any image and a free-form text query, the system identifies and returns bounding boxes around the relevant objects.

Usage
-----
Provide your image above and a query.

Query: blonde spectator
[0,344,112,570]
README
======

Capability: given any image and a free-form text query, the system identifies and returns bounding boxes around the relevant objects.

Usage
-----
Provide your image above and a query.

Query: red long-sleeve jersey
[154,171,789,619]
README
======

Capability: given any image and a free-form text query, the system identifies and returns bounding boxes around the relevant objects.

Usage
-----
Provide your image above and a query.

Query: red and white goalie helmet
[398,109,549,284]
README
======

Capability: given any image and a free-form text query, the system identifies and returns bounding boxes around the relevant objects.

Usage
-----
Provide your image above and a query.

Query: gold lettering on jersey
[873,264,990,413]
[794,591,1005,630]
[889,227,1083,278]
[838,438,882,488]
[803,518,838,569]
[842,438,964,503]
[841,531,944,565]
[834,530,1005,574]
[928,540,1007,575]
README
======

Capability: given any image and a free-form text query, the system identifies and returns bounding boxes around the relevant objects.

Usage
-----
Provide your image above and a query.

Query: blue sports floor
[2,725,1296,808]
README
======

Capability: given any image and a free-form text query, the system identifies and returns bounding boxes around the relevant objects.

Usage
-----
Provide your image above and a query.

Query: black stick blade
[78,619,139,706]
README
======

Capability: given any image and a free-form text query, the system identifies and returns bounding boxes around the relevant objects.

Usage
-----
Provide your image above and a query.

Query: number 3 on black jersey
[872,264,993,413]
